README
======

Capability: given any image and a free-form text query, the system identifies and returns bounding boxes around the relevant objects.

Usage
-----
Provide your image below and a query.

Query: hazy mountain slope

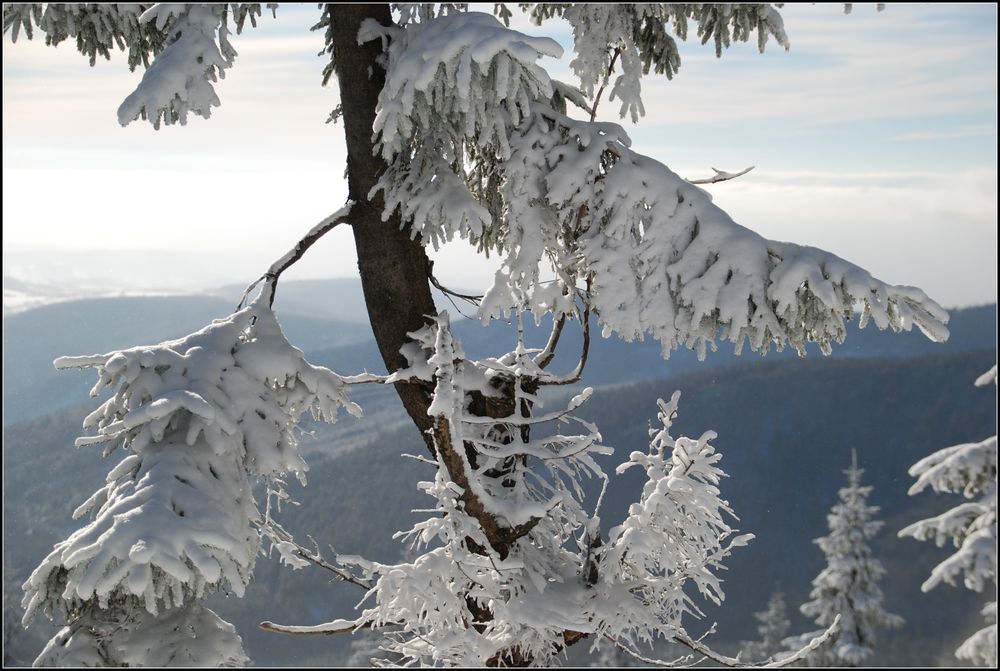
[580,349,997,666]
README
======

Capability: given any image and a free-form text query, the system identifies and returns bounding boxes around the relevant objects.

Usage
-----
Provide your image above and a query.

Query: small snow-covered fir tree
[898,366,998,667]
[785,450,903,666]
[7,3,950,667]
[741,590,791,663]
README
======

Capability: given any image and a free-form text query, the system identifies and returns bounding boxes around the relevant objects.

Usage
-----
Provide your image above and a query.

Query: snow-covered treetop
[22,293,362,628]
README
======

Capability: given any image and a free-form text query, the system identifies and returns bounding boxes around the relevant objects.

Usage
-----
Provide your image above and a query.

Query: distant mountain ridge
[3,279,994,424]
[2,293,371,423]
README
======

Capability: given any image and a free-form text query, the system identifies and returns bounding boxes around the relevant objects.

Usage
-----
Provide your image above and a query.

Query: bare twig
[673,615,840,668]
[540,275,592,386]
[602,616,839,668]
[591,47,622,122]
[428,271,483,305]
[686,166,755,185]
[237,202,354,310]
[533,314,565,369]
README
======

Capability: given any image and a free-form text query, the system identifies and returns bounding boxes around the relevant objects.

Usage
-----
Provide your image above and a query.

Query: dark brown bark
[324,6,592,662]
[327,3,437,450]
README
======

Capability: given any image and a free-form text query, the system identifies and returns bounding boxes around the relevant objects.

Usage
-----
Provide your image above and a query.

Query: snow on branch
[525,4,789,122]
[35,603,249,667]
[687,165,756,185]
[899,366,996,666]
[482,103,950,360]
[261,315,757,665]
[592,391,753,644]
[366,10,562,250]
[252,309,845,667]
[23,293,363,665]
[368,10,947,361]
[116,4,274,128]
[3,3,165,69]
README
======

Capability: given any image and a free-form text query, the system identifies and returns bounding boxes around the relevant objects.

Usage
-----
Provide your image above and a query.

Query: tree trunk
[327,4,437,449]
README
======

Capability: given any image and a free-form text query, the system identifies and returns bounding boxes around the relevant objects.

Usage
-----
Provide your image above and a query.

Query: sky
[2,3,997,309]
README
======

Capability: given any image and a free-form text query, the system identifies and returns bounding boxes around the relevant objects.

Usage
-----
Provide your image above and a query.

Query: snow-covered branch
[900,367,997,666]
[239,203,355,309]
[686,165,756,184]
[23,294,363,665]
[369,10,948,363]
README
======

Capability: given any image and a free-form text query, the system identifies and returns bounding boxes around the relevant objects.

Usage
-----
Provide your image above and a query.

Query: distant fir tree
[740,590,791,663]
[785,450,903,666]
[899,366,997,667]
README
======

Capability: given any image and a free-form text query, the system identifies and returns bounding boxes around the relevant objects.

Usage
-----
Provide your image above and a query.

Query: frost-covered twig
[534,314,566,369]
[428,269,483,306]
[590,46,622,122]
[259,617,372,636]
[239,203,354,309]
[686,166,756,185]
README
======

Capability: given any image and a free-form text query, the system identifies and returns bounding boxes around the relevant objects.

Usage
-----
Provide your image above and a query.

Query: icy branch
[687,166,756,185]
[239,203,354,309]
[259,617,370,636]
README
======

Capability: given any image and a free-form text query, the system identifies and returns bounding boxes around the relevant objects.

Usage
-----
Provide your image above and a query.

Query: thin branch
[401,452,438,465]
[237,202,354,310]
[755,617,841,668]
[290,545,373,591]
[533,314,565,369]
[259,617,372,636]
[672,615,840,668]
[540,275,592,386]
[264,525,373,591]
[340,372,391,385]
[591,47,622,122]
[602,616,839,668]
[686,166,755,185]
[428,271,483,305]
[610,636,690,667]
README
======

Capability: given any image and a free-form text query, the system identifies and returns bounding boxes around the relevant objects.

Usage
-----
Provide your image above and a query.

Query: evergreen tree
[5,4,947,667]
[785,451,903,666]
[899,366,997,667]
[741,590,791,663]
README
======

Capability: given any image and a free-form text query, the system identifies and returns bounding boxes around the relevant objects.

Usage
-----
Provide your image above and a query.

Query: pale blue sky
[2,3,997,308]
